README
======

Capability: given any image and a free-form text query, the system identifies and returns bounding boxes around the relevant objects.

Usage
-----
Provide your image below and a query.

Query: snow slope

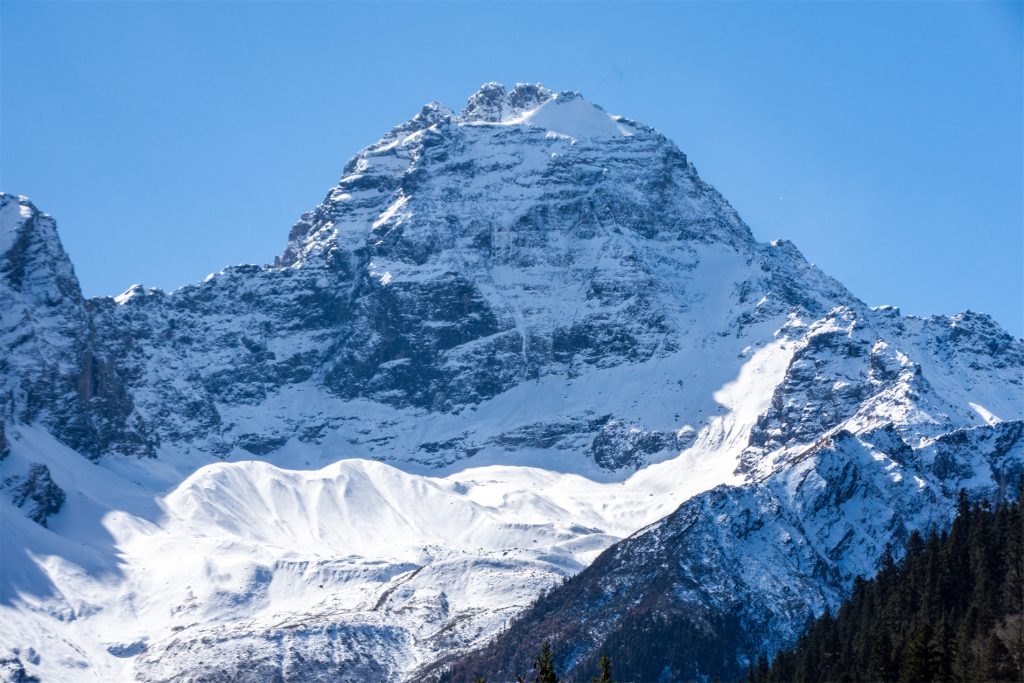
[0,335,797,681]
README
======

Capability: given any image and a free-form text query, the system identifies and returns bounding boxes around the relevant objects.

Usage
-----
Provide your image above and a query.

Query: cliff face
[0,195,148,460]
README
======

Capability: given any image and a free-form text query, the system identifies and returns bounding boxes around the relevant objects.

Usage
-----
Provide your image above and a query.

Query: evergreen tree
[589,655,612,683]
[933,616,955,682]
[755,654,769,683]
[951,619,975,683]
[978,632,1018,683]
[899,622,939,683]
[533,642,559,683]
[867,627,896,683]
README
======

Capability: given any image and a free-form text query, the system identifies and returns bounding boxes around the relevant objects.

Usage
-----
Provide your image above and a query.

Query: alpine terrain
[1,83,1020,682]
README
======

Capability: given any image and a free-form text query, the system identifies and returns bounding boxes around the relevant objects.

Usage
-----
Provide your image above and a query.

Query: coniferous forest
[760,492,1023,683]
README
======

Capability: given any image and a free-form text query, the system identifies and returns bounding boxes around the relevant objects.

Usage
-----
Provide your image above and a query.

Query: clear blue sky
[2,1,1021,335]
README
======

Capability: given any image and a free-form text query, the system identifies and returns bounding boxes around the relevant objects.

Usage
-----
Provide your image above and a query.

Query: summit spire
[458,82,554,122]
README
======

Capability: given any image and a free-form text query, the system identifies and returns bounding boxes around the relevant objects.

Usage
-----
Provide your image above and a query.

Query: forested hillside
[761,491,1023,683]
[455,492,1022,683]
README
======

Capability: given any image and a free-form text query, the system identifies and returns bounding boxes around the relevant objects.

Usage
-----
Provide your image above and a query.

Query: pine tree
[590,655,612,683]
[533,642,559,683]
[951,635,973,681]
[867,628,896,683]
[934,616,955,682]
[900,621,939,683]
[755,654,769,683]
[977,633,1017,682]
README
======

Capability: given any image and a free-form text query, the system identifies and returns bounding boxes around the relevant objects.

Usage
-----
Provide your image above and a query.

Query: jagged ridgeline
[1,83,1022,682]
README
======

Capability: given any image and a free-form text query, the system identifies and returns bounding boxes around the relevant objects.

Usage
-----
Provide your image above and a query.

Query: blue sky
[2,1,1021,335]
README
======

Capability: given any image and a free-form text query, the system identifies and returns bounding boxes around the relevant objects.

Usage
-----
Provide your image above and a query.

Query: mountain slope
[440,311,1024,681]
[1,83,1021,682]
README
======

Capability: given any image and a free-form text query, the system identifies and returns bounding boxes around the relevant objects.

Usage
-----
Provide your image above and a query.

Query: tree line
[757,491,1023,683]
[472,644,614,683]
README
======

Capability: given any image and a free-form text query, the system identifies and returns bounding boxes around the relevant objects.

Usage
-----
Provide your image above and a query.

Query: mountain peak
[457,83,627,139]
[0,193,81,300]
[278,83,754,267]
[459,82,554,122]
[1,194,44,256]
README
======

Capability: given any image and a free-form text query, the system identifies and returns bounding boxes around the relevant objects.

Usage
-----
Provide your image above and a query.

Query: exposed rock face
[0,84,1020,683]
[0,654,40,683]
[0,195,147,459]
[2,463,65,527]
[588,420,689,470]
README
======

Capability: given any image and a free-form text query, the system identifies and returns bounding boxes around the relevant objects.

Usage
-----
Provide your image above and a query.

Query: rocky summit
[1,83,1020,682]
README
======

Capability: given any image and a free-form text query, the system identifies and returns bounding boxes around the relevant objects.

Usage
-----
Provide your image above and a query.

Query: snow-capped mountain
[1,83,1020,682]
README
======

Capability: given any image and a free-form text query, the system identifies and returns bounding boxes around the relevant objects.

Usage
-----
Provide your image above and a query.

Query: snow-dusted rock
[1,463,64,527]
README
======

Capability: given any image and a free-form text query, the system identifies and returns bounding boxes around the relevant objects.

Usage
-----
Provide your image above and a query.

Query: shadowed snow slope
[1,84,1021,682]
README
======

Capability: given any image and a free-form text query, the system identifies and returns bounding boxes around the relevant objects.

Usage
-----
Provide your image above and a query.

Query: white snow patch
[372,195,409,231]
[969,402,1002,425]
[503,95,629,140]
[114,286,143,305]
